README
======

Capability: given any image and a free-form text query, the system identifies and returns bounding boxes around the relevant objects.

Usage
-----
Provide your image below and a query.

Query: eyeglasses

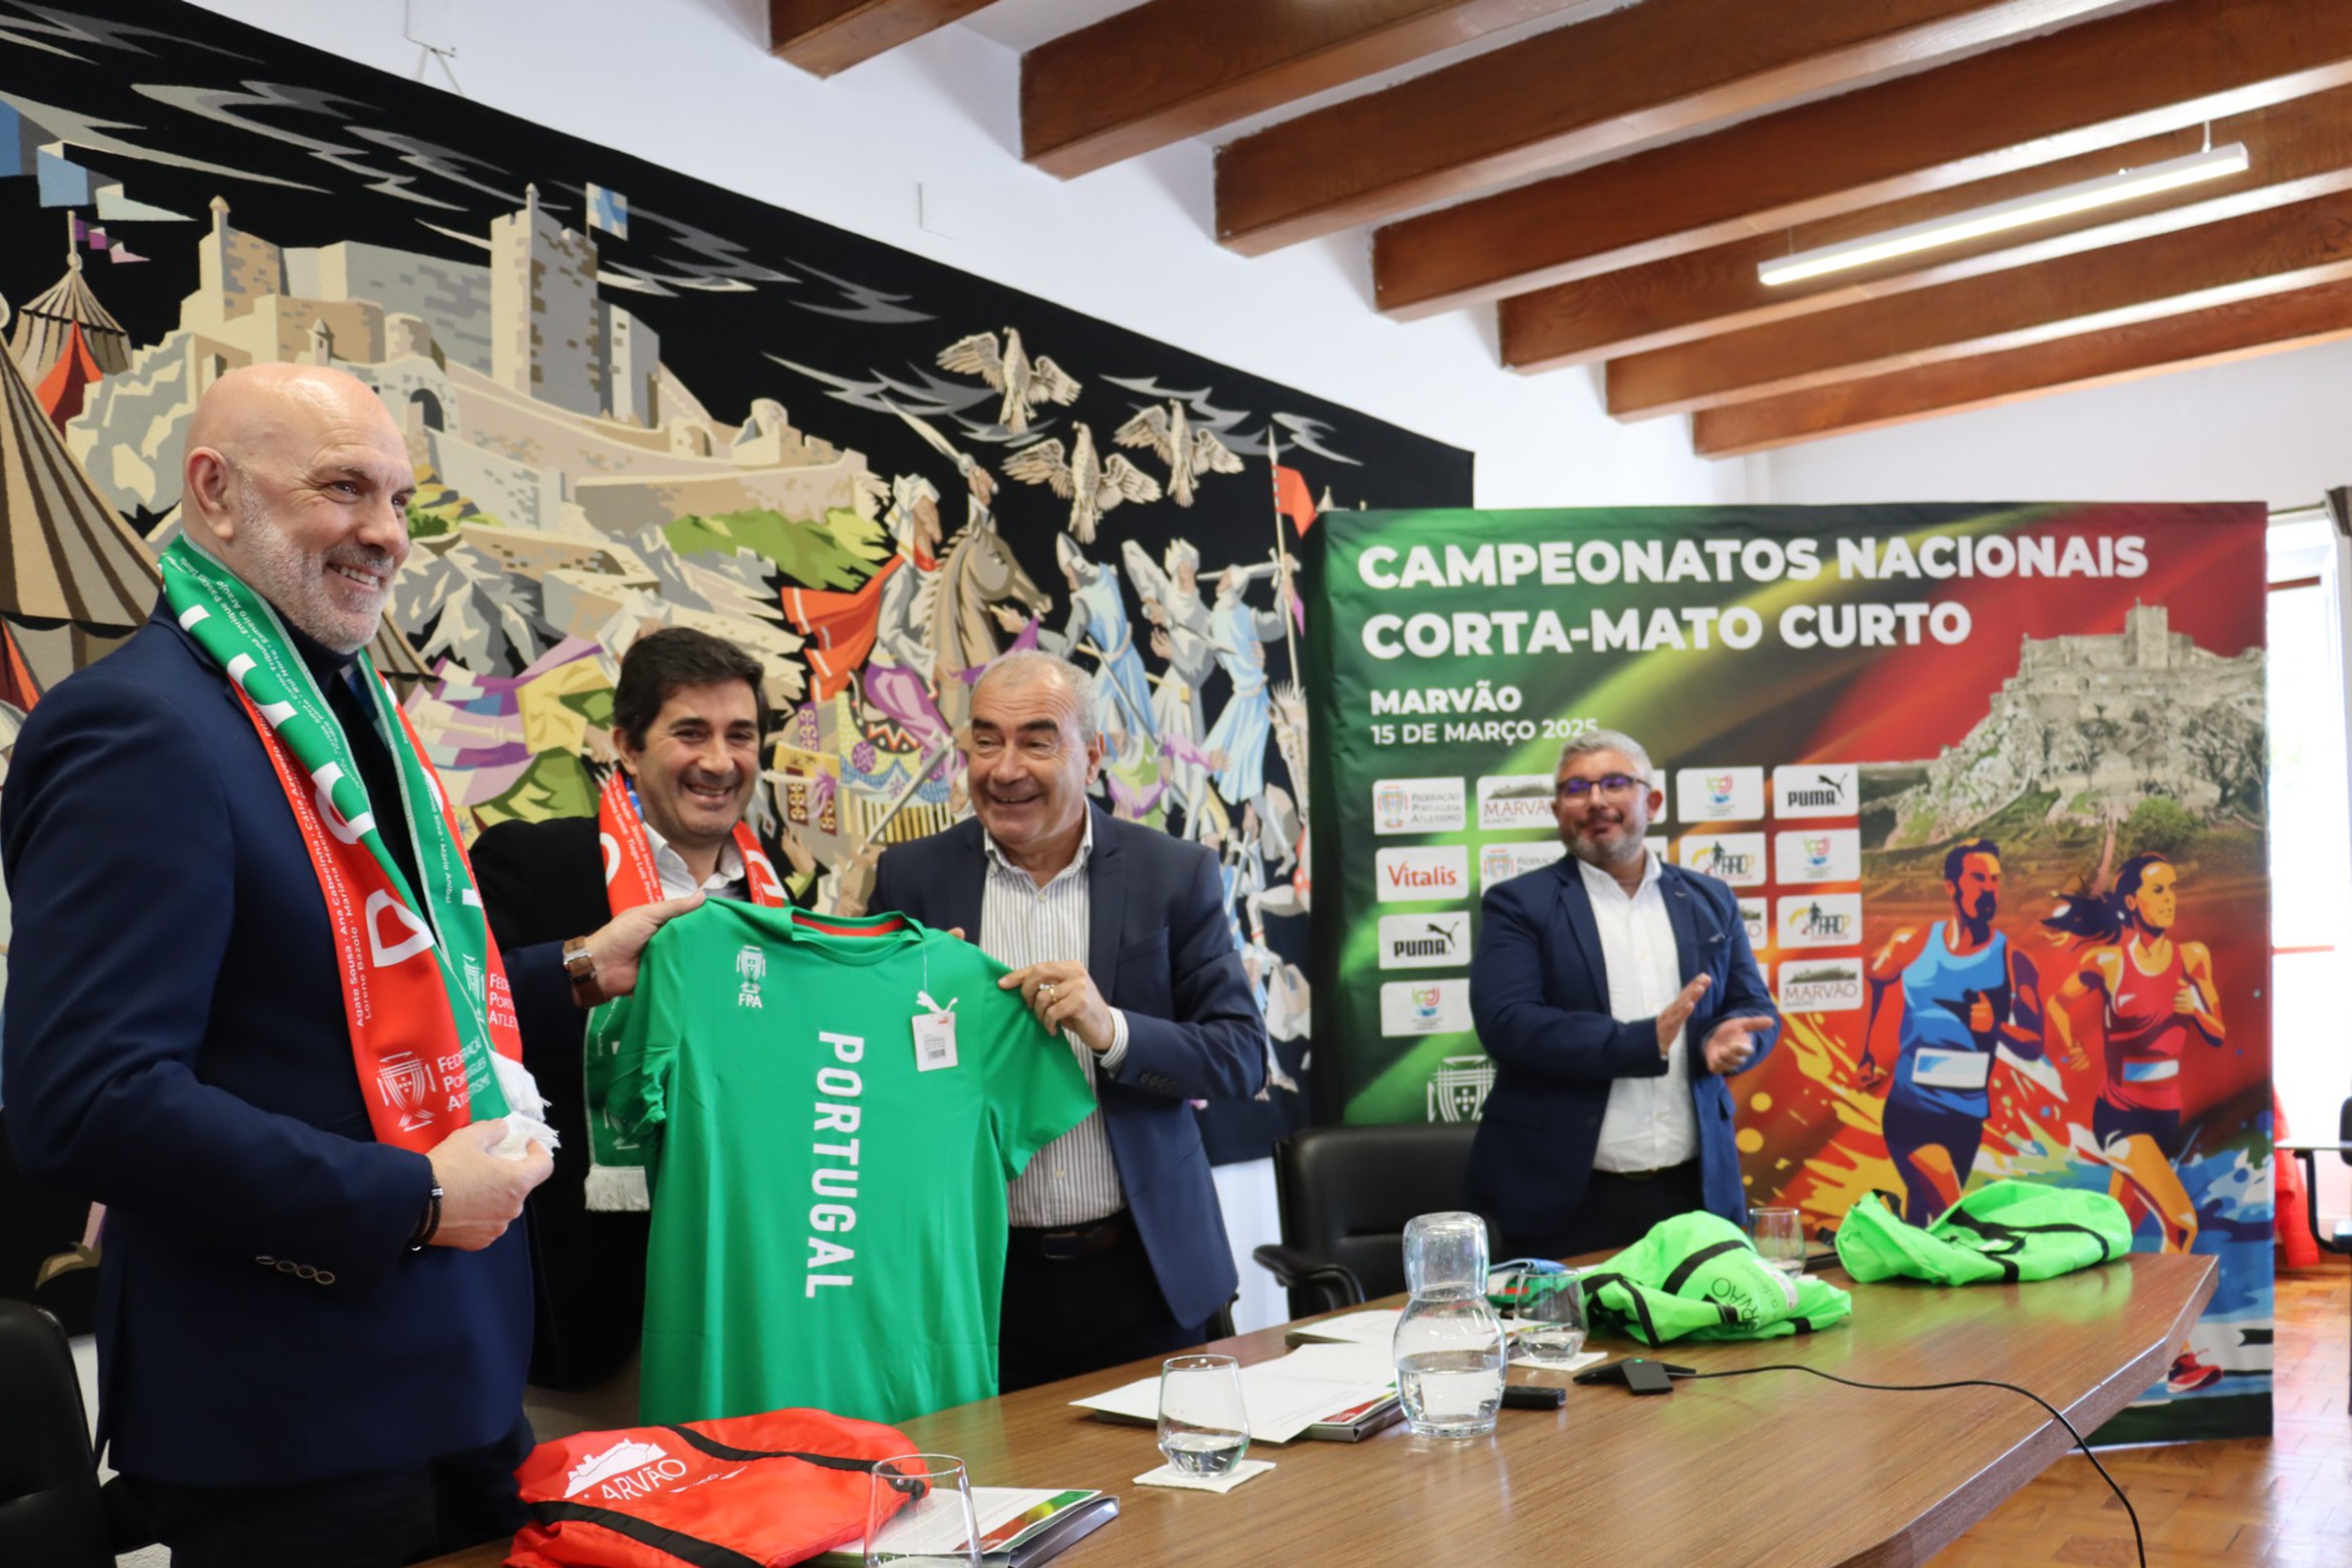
[1554,773,1647,800]
[968,730,1066,762]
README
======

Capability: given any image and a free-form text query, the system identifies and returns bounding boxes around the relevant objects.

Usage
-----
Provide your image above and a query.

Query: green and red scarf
[161,536,523,1153]
[581,768,787,1210]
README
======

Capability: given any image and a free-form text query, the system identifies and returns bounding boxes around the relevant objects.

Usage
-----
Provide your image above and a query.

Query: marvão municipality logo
[1476,773,1557,831]
[1381,978,1472,1037]
[1776,894,1862,948]
[1675,833,1766,887]
[1773,828,1860,884]
[1738,901,1768,945]
[1375,845,1468,902]
[1674,766,1764,823]
[1379,911,1470,969]
[1373,777,1466,834]
[1773,763,1859,819]
[1777,959,1864,1013]
[566,1438,688,1501]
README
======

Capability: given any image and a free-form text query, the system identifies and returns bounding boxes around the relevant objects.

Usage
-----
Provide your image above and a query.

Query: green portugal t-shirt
[611,901,1096,1426]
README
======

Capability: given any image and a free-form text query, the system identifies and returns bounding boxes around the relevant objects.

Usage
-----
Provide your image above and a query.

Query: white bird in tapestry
[1001,422,1162,543]
[1114,399,1244,508]
[935,326,1082,434]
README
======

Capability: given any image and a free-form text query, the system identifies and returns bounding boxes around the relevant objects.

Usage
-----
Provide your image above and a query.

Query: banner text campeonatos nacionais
[1354,533,2148,670]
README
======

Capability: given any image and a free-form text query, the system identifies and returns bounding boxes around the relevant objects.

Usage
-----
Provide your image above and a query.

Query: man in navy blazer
[870,651,1264,1390]
[1467,729,1780,1259]
[2,366,693,1567]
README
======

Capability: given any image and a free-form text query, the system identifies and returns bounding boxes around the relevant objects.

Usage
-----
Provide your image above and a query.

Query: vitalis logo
[1375,846,1467,901]
[1379,911,1470,969]
[1774,763,1858,819]
[565,1437,691,1501]
[1373,776,1466,835]
[1427,1054,1496,1123]
[1777,894,1863,948]
[1778,959,1864,1013]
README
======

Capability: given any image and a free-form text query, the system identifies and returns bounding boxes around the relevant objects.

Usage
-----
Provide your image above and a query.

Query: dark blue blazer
[1,604,567,1486]
[869,806,1265,1330]
[1464,856,1779,1247]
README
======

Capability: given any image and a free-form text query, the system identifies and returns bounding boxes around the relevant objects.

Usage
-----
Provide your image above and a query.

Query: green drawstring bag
[1581,1212,1853,1346]
[1835,1180,2132,1286]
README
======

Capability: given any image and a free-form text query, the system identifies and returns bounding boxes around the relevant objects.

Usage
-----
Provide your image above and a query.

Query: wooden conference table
[431,1253,2214,1568]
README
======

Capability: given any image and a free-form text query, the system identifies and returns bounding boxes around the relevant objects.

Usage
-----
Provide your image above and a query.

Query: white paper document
[1072,1346,1396,1444]
[1285,1309,1402,1346]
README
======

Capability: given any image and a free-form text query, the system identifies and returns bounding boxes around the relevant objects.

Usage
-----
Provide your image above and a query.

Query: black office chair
[2285,1095,2352,1413]
[0,1298,113,1567]
[1251,1122,1485,1318]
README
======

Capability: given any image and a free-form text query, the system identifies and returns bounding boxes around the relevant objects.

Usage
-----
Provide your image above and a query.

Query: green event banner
[1305,503,2272,1442]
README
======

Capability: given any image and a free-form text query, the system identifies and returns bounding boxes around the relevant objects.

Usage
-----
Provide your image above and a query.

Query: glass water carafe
[1393,1210,1505,1438]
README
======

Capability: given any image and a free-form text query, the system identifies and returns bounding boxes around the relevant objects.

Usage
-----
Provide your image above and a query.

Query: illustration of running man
[1860,838,2045,1225]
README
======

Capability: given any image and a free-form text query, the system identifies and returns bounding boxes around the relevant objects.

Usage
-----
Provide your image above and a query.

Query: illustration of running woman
[2043,852,2226,1255]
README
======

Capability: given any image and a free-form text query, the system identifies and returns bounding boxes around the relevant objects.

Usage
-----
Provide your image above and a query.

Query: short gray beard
[1567,833,1646,871]
[233,481,389,655]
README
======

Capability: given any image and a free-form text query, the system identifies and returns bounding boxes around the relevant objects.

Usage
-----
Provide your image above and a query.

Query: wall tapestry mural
[0,0,1474,1330]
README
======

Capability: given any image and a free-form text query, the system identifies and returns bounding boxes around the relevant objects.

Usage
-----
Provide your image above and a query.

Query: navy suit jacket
[1,604,567,1486]
[1464,856,1780,1247]
[869,806,1264,1330]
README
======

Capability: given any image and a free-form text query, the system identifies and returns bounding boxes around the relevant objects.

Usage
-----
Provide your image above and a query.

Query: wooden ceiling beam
[1692,279,2352,455]
[1021,1,1592,181]
[1505,85,2352,370]
[1604,188,2352,418]
[1216,0,2143,257]
[1373,0,2352,319]
[768,0,997,77]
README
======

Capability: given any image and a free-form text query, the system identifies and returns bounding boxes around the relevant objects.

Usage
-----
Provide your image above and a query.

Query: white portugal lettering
[808,1034,866,1295]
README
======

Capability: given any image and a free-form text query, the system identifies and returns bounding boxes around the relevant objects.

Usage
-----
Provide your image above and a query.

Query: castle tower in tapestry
[491,183,602,417]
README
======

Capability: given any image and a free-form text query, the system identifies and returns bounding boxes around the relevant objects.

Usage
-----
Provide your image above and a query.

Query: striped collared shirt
[979,816,1132,1228]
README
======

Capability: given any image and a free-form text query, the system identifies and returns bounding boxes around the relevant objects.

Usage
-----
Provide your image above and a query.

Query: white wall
[1749,337,2352,508]
[188,0,1738,512]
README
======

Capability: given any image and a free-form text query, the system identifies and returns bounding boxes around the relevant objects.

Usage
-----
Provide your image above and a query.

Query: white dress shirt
[641,819,748,900]
[977,816,1132,1228]
[1579,852,1699,1172]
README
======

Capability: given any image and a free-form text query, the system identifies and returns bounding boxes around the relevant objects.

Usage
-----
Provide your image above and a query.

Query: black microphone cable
[1683,1364,2145,1568]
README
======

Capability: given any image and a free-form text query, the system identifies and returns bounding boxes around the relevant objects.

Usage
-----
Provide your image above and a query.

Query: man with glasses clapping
[1465,729,1780,1260]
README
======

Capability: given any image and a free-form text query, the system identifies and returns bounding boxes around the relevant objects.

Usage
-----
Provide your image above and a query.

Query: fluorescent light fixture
[1757,142,2251,287]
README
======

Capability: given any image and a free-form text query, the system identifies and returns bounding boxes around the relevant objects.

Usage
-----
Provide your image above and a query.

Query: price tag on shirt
[913,1008,958,1071]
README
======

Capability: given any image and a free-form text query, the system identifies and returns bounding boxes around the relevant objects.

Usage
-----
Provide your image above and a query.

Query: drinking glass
[1157,1353,1251,1477]
[1502,1266,1588,1365]
[1751,1206,1806,1278]
[865,1454,981,1568]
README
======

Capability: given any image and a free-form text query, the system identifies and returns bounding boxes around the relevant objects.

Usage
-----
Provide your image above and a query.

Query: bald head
[183,365,415,655]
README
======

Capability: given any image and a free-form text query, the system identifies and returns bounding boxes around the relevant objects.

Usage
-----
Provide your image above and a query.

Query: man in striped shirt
[870,651,1266,1389]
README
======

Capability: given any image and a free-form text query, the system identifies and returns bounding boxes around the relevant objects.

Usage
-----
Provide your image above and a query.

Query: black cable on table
[1684,1364,2145,1568]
